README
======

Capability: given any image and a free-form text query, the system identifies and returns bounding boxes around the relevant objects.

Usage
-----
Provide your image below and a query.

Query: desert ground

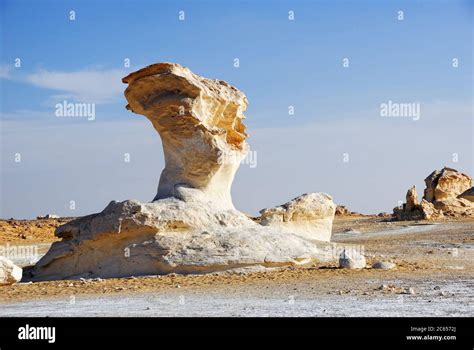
[0,216,472,317]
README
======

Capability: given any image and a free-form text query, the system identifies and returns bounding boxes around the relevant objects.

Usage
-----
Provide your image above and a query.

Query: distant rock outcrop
[29,63,342,281]
[424,167,471,203]
[423,167,474,217]
[393,167,474,220]
[335,205,350,216]
[334,205,364,217]
[394,185,443,220]
[405,186,419,212]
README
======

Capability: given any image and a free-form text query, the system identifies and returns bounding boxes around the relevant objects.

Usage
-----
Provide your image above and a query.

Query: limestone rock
[433,198,474,217]
[394,167,473,220]
[29,63,341,281]
[393,185,424,221]
[259,193,336,242]
[372,261,396,270]
[123,62,248,210]
[423,169,441,203]
[0,256,22,285]
[339,249,366,269]
[424,167,474,217]
[335,205,350,216]
[405,186,419,212]
[335,205,363,216]
[459,187,474,202]
[393,193,443,221]
[424,167,472,202]
[420,199,443,220]
[29,197,343,281]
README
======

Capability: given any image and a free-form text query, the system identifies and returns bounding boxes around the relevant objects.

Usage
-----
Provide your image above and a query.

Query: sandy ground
[0,216,472,316]
[0,218,68,244]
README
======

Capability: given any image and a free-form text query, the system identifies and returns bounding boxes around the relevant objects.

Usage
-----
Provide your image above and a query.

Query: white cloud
[25,69,127,104]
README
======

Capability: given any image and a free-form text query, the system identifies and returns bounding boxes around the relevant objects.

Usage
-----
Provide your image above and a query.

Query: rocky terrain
[0,62,472,316]
[25,63,343,281]
[394,167,474,220]
[0,218,69,244]
[0,216,472,316]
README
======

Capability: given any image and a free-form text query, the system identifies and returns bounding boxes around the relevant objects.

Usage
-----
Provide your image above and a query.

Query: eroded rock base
[29,191,340,281]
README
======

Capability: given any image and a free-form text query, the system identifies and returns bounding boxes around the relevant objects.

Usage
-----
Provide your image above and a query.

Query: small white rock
[372,261,396,270]
[339,249,366,269]
[0,256,23,285]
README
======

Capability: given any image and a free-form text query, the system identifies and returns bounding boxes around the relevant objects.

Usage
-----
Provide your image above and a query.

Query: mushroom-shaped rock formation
[28,63,341,281]
[123,63,248,210]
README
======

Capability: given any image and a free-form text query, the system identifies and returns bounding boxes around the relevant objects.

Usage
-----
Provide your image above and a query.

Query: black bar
[0,317,472,348]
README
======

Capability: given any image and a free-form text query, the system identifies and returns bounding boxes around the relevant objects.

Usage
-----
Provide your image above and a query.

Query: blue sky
[1,0,473,218]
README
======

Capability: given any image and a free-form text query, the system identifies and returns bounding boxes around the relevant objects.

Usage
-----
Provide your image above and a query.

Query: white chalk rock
[259,193,336,242]
[123,62,248,211]
[339,249,366,269]
[30,196,343,280]
[29,63,341,281]
[0,256,23,285]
